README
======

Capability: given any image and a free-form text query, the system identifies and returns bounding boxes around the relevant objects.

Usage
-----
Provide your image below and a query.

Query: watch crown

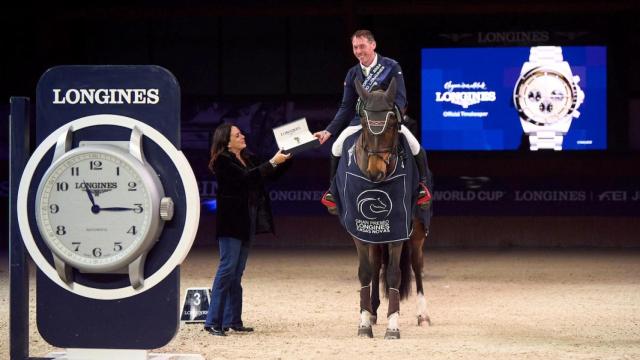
[573,75,581,83]
[160,197,174,221]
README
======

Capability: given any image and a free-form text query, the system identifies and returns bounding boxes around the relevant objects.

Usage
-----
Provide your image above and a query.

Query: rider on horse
[314,29,430,213]
[326,76,432,339]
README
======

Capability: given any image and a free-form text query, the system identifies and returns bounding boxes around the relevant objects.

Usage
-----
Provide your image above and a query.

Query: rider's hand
[270,150,292,166]
[313,130,332,145]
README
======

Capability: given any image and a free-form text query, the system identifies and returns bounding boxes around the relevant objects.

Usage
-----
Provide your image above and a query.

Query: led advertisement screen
[421,46,607,151]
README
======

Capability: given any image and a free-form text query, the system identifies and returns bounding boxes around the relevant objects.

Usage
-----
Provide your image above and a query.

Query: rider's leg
[322,125,361,211]
[399,125,431,208]
[321,154,340,210]
[331,125,362,156]
[414,149,431,207]
[399,125,421,157]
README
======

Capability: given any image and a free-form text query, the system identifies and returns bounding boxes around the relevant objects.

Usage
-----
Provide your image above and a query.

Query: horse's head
[354,78,401,182]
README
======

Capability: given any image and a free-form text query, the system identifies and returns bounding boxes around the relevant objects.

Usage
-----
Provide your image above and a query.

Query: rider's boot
[414,149,432,209]
[321,154,340,215]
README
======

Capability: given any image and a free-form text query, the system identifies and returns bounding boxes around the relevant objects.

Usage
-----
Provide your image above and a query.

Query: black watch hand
[100,207,135,211]
[82,180,96,206]
[82,181,101,214]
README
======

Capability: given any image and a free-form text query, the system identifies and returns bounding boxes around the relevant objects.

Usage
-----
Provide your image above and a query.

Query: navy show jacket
[326,54,407,136]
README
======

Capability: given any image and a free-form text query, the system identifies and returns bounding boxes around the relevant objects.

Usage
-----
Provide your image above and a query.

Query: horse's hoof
[384,328,400,339]
[418,315,432,326]
[370,315,377,325]
[358,326,373,338]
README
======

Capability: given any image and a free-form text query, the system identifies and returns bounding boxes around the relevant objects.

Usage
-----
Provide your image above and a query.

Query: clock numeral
[71,167,80,176]
[49,204,60,213]
[56,182,69,191]
[56,226,66,235]
[128,182,137,191]
[92,248,102,257]
[133,203,143,213]
[116,167,120,176]
[114,242,123,252]
[90,160,103,170]
[72,242,80,251]
[127,226,137,235]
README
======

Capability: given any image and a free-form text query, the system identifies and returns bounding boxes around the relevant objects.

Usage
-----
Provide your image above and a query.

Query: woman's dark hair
[209,123,233,173]
[208,123,251,173]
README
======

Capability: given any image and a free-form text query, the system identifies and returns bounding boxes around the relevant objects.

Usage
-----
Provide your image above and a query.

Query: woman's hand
[270,150,292,165]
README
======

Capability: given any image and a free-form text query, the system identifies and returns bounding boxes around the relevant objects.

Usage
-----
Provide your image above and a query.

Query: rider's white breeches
[331,124,421,157]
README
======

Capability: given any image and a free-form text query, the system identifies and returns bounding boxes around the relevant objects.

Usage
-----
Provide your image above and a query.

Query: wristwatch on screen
[513,46,585,151]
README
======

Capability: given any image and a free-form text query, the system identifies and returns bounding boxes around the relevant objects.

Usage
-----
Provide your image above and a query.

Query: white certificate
[272,118,320,155]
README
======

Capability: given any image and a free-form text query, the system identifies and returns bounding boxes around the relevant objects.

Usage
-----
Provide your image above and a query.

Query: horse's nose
[365,168,384,182]
[366,171,383,182]
[367,157,387,182]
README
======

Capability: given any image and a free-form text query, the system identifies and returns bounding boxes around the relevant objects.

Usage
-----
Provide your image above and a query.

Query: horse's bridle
[360,108,399,165]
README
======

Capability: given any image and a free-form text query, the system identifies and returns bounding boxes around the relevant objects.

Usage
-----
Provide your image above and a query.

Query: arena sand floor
[1,247,639,360]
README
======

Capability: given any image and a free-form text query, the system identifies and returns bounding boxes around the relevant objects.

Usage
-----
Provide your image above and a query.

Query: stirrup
[417,182,432,209]
[321,190,338,215]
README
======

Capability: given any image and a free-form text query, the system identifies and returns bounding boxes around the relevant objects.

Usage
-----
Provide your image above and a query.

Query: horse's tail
[381,242,413,300]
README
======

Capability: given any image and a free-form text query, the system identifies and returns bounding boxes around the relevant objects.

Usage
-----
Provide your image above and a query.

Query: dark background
[2,1,640,249]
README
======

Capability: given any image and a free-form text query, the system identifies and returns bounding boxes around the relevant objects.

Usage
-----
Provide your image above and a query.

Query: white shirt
[360,54,378,77]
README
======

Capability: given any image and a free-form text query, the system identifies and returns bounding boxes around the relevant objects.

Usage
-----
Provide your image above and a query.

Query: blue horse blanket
[330,130,423,243]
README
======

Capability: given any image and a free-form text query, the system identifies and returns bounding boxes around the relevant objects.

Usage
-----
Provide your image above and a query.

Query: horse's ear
[354,79,369,101]
[385,77,397,104]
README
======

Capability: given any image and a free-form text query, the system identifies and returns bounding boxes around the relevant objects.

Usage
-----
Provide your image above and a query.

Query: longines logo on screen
[52,88,160,105]
[435,81,496,116]
[438,31,550,44]
[478,31,549,44]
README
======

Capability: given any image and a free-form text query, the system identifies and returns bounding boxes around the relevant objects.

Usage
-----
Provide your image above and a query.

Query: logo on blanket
[357,190,392,220]
[355,189,393,234]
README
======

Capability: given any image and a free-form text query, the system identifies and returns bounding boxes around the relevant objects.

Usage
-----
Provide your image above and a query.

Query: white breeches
[331,124,421,157]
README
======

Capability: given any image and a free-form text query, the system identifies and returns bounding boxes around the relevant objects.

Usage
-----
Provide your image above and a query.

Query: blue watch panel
[421,46,607,151]
[33,66,183,349]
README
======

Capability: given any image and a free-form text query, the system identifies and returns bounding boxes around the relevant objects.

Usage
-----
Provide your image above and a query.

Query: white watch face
[36,147,154,270]
[515,69,576,125]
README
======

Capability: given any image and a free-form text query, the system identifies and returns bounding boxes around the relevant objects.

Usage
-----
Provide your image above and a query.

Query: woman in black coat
[204,123,291,336]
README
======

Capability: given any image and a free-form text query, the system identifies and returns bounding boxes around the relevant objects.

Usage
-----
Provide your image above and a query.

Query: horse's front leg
[411,220,431,327]
[369,244,382,325]
[385,241,403,339]
[354,238,374,338]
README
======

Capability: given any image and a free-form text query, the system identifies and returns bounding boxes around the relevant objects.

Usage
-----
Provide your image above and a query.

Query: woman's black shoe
[204,326,226,336]
[230,326,254,332]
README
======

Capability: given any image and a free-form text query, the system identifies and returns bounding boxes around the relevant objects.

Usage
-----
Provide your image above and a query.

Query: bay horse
[348,78,431,339]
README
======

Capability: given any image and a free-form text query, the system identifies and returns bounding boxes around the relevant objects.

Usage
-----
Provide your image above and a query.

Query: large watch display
[18,114,199,300]
[35,126,174,289]
[513,46,585,151]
